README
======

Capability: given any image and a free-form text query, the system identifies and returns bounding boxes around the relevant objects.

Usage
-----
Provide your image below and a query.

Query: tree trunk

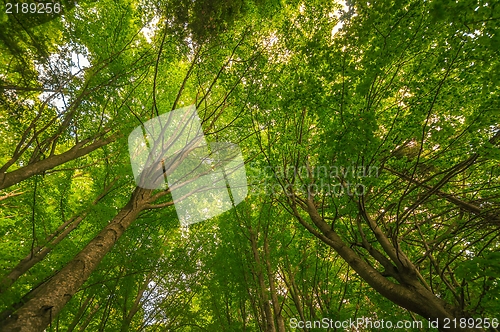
[263,235,286,332]
[293,197,483,332]
[0,135,114,190]
[248,227,276,332]
[0,187,152,332]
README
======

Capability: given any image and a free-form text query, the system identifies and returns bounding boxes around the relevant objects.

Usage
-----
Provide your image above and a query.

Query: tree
[245,0,500,329]
[1,0,499,331]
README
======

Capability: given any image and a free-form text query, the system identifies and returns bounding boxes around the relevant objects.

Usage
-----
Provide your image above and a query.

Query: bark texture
[292,196,483,332]
[0,135,114,190]
[0,187,151,332]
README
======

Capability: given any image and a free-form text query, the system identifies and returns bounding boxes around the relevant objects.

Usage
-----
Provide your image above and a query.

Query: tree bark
[0,187,152,332]
[0,135,115,190]
[292,196,483,332]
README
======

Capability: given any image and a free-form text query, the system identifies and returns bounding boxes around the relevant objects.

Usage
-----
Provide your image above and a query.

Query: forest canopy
[0,0,499,331]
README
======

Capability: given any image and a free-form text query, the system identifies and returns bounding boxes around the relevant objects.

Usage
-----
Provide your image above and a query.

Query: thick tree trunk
[0,187,152,332]
[294,197,483,332]
[0,135,114,190]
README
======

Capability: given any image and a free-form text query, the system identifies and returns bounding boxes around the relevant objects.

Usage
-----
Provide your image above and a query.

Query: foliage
[0,0,499,331]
